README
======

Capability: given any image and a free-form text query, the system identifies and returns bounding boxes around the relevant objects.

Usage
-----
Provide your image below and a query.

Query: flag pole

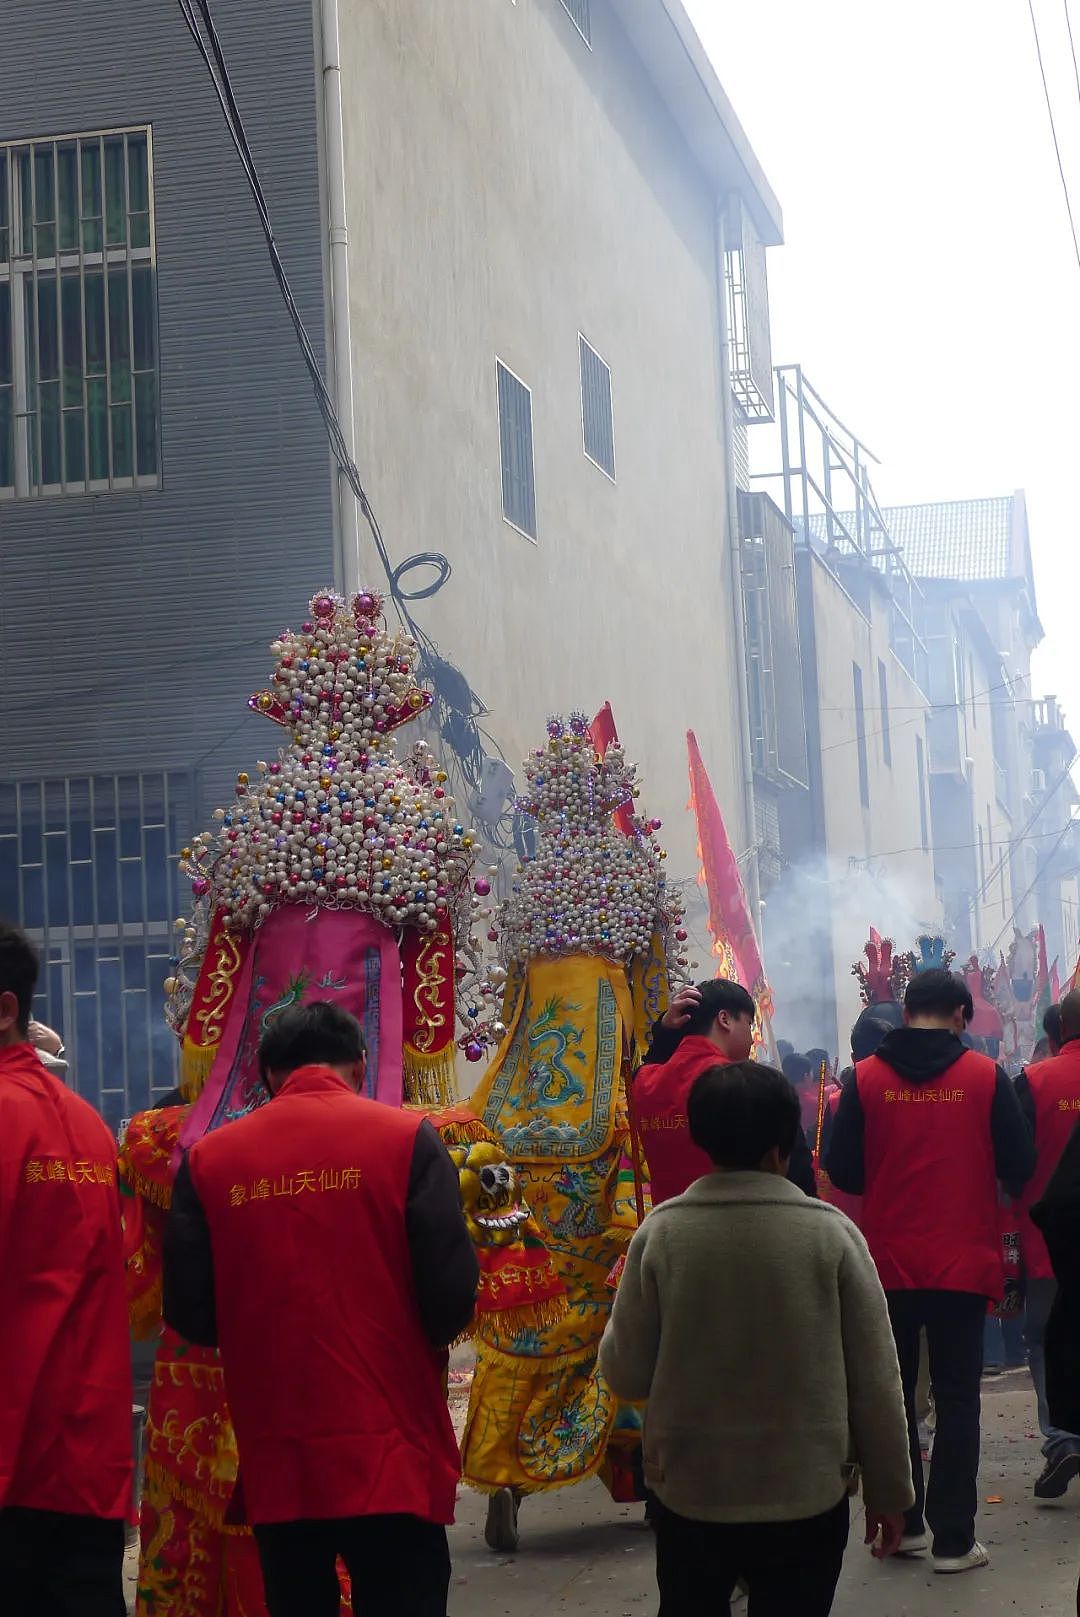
[813,1059,828,1168]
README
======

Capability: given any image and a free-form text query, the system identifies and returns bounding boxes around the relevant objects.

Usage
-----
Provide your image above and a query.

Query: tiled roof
[880,497,1015,582]
[802,495,1027,587]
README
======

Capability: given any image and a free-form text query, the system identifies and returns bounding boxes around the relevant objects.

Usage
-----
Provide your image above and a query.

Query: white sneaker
[896,1532,928,1556]
[933,1541,989,1574]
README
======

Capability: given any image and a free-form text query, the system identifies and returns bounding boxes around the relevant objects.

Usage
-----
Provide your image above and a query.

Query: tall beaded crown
[181,588,476,936]
[495,713,686,971]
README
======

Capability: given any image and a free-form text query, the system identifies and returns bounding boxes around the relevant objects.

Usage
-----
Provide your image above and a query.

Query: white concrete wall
[336,0,752,913]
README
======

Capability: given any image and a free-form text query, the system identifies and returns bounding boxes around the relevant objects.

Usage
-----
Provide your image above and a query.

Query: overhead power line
[1028,0,1080,274]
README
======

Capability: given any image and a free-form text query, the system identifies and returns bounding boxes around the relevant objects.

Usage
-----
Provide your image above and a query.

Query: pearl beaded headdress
[180,588,476,938]
[495,713,688,975]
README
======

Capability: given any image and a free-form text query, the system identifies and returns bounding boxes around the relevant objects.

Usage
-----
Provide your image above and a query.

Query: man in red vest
[1016,988,1080,1498]
[0,920,132,1616]
[163,1001,479,1617]
[637,979,816,1202]
[827,968,1034,1575]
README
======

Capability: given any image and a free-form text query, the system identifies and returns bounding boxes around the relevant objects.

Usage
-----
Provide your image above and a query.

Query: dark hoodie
[825,1027,1035,1200]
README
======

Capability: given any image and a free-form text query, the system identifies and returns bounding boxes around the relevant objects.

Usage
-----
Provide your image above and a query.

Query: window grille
[0,127,159,499]
[558,0,591,44]
[579,335,615,479]
[0,772,188,1130]
[723,195,774,422]
[497,359,536,539]
[739,490,808,789]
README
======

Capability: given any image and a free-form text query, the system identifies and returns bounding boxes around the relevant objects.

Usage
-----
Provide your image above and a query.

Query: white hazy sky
[684,0,1080,725]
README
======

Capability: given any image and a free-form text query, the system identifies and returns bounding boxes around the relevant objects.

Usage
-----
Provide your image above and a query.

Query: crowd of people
[6,911,1080,1617]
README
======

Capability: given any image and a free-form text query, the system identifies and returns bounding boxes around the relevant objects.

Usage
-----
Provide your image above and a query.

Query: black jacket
[163,1115,479,1351]
[1031,1122,1080,1433]
[825,1028,1036,1199]
[641,1018,818,1198]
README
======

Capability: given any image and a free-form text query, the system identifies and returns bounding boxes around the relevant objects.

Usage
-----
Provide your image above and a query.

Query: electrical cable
[966,756,1077,910]
[989,818,1074,951]
[176,0,523,848]
[1028,0,1080,274]
[820,679,1017,755]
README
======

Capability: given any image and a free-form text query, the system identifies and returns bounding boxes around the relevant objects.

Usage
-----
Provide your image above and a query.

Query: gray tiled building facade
[1,0,334,1128]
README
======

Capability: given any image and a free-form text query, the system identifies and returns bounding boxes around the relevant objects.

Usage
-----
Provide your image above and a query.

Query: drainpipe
[715,200,763,944]
[320,0,360,593]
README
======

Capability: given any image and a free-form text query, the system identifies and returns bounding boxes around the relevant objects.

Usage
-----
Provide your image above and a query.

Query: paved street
[446,1372,1079,1616]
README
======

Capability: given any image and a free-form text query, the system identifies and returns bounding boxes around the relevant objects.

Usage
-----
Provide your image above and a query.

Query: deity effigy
[119,589,564,1615]
[455,714,687,1550]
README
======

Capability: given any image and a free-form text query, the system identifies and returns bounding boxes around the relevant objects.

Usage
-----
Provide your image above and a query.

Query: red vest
[821,1087,863,1225]
[187,1066,460,1526]
[858,1047,1003,1299]
[0,1043,132,1518]
[632,1037,732,1205]
[1017,1044,1080,1281]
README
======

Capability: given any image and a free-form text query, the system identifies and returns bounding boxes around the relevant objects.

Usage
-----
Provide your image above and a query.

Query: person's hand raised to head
[28,1021,63,1057]
[661,984,701,1031]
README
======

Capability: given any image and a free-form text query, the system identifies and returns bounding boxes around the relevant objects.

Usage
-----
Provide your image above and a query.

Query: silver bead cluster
[187,589,476,936]
[494,713,687,972]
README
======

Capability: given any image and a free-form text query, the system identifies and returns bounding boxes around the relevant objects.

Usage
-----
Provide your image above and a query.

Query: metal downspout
[716,201,763,946]
[320,0,360,593]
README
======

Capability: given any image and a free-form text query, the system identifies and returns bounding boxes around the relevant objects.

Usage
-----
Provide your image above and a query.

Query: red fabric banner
[686,730,773,1021]
[590,702,634,836]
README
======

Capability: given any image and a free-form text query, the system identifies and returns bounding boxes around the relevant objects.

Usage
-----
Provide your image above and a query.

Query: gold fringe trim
[122,1164,173,1212]
[471,1336,600,1373]
[142,1458,250,1538]
[402,1043,459,1108]
[180,1036,218,1102]
[479,1297,568,1337]
[130,1280,163,1341]
[431,1114,492,1146]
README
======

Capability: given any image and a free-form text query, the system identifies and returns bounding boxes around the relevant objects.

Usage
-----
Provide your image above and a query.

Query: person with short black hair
[0,920,132,1616]
[827,968,1035,1574]
[819,1014,894,1227]
[163,1000,479,1617]
[601,1060,913,1616]
[635,978,817,1201]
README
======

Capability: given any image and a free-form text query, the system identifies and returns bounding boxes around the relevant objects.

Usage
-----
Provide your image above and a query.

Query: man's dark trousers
[652,1495,850,1617]
[0,1507,126,1617]
[887,1288,986,1558]
[254,1511,450,1617]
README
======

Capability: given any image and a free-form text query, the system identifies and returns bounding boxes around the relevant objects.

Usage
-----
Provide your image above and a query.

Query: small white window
[558,0,591,46]
[496,359,536,540]
[579,335,615,481]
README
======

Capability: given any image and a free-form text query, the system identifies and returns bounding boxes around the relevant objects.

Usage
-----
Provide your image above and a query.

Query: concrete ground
[123,1369,1078,1614]
[446,1370,1079,1616]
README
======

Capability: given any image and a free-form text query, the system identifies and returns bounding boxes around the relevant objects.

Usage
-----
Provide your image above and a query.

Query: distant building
[737,372,939,1050]
[889,495,1078,974]
[743,382,1077,1049]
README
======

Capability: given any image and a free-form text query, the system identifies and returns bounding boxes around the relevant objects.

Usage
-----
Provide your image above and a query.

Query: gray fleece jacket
[599,1170,914,1524]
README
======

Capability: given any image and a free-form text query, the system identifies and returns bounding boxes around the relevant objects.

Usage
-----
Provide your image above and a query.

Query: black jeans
[0,1507,126,1617]
[652,1495,850,1617]
[254,1512,450,1617]
[887,1288,986,1559]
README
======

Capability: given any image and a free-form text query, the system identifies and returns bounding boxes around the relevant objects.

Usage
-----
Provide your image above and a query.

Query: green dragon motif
[259,970,310,1035]
[517,997,588,1110]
